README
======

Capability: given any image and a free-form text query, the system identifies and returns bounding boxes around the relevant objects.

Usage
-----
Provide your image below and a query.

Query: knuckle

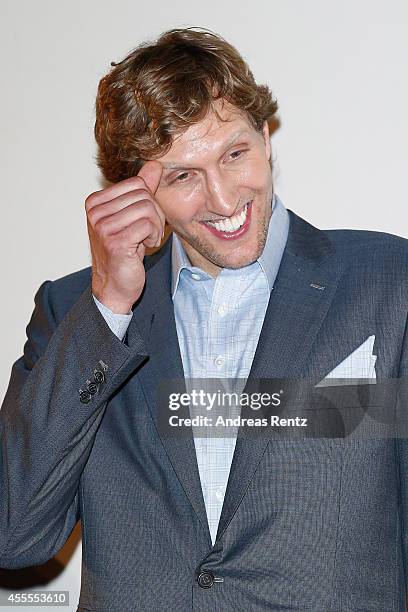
[141,218,154,232]
[87,208,98,227]
[84,191,98,210]
[94,218,110,238]
[105,232,126,254]
[106,237,121,255]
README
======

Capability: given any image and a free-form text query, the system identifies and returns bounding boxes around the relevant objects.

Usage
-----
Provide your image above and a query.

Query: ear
[262,121,272,161]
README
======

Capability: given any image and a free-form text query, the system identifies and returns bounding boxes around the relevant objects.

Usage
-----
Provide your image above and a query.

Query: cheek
[156,190,204,228]
[234,159,271,191]
[160,183,206,225]
[177,181,205,207]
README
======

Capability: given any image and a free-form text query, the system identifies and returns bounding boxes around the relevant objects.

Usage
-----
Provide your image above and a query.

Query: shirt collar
[171,194,290,299]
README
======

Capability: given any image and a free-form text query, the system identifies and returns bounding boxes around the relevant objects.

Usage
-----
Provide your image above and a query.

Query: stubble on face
[177,190,273,273]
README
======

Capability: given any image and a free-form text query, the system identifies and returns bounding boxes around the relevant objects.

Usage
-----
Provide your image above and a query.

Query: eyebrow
[160,129,251,172]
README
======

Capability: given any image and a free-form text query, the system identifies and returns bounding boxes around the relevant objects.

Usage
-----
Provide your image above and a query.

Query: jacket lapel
[126,237,212,546]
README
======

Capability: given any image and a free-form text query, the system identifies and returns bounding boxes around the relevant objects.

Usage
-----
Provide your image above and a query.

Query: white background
[0,0,407,609]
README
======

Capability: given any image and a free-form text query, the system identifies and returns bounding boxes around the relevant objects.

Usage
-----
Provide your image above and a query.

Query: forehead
[158,99,255,163]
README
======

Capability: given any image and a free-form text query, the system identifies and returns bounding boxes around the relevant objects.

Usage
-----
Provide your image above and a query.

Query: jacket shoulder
[310,230,408,304]
[325,228,408,271]
[325,227,408,251]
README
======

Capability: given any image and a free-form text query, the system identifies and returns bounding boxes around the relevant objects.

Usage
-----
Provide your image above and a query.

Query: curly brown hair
[94,27,278,183]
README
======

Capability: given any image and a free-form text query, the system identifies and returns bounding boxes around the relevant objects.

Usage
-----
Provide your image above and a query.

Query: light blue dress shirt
[93,194,289,543]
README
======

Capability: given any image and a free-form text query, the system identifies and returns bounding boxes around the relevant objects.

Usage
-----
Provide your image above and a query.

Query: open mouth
[201,200,253,239]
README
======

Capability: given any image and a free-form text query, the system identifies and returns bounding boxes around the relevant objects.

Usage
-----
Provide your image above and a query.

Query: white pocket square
[316,335,377,387]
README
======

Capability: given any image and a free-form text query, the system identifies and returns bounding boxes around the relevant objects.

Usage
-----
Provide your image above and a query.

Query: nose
[204,168,239,217]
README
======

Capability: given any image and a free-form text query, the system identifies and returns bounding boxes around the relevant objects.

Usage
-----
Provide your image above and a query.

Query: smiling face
[154,99,274,277]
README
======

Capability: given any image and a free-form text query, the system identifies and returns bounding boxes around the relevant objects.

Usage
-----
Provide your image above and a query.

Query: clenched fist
[85,161,166,314]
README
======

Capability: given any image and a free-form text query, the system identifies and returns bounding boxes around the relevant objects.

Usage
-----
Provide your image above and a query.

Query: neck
[177,236,222,278]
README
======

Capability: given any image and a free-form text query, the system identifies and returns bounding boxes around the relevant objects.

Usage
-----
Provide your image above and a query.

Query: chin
[176,225,267,272]
[211,245,263,270]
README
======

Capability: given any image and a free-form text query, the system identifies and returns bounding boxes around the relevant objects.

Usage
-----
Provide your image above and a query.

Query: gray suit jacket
[0,210,407,611]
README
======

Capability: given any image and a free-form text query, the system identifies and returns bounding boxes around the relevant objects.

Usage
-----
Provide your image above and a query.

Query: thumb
[138,160,163,195]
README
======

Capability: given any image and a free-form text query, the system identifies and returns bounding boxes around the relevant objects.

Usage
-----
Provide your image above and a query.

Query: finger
[137,160,163,195]
[88,189,152,226]
[85,175,148,211]
[95,200,163,242]
[138,161,167,235]
[111,218,159,250]
[153,201,166,233]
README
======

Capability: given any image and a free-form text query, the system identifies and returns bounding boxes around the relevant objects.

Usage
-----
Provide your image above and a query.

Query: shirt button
[217,304,227,316]
[191,273,201,280]
[214,356,224,367]
[215,488,224,501]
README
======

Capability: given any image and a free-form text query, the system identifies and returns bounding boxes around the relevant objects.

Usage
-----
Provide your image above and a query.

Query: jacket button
[197,571,215,589]
[93,369,105,384]
[87,382,98,395]
[79,390,91,404]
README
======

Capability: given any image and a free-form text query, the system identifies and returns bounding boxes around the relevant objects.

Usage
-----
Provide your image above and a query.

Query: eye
[174,171,190,182]
[229,149,246,160]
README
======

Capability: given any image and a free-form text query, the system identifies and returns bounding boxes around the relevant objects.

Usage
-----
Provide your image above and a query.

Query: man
[0,27,407,611]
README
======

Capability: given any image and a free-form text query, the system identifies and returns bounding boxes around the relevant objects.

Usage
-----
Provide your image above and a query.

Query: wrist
[92,290,133,315]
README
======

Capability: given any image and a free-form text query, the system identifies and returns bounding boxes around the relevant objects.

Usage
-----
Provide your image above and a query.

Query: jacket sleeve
[397,312,408,601]
[92,293,133,340]
[0,280,148,568]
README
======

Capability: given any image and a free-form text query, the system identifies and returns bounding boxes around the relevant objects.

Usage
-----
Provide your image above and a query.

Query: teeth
[206,202,250,233]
